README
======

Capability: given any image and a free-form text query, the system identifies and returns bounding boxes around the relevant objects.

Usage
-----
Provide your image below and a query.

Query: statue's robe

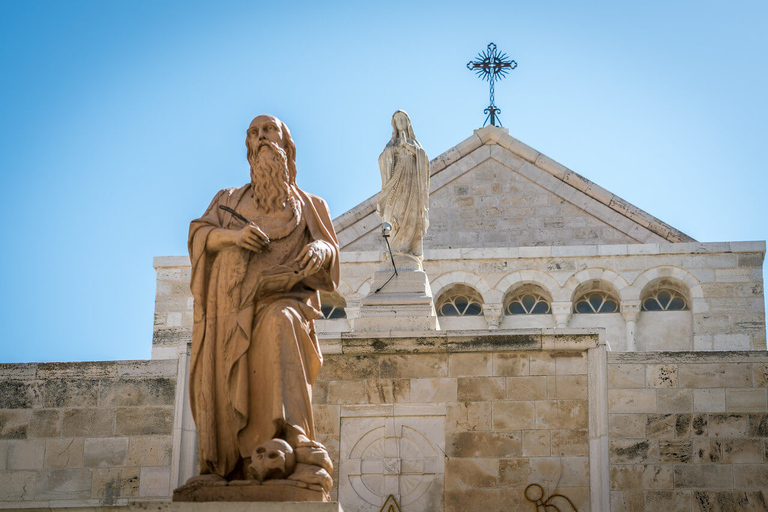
[188,184,339,478]
[377,139,430,257]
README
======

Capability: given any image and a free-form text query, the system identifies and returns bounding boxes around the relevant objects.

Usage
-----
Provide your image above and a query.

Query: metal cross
[467,42,517,127]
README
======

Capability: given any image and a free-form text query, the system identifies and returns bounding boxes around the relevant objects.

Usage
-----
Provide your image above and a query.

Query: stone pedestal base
[173,479,329,503]
[355,254,439,332]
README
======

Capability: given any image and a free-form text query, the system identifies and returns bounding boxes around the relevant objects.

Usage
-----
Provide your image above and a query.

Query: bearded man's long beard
[248,141,294,214]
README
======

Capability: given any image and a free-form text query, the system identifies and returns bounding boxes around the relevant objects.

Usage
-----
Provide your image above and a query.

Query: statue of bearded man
[188,115,339,482]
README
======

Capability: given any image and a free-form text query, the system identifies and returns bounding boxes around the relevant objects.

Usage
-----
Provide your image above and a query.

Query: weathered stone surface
[646,414,676,439]
[610,413,646,439]
[657,389,693,413]
[658,440,692,463]
[127,435,173,467]
[327,380,365,404]
[446,431,521,458]
[313,405,340,435]
[29,409,61,438]
[44,437,84,469]
[0,470,36,500]
[529,456,589,487]
[529,352,557,375]
[91,467,140,501]
[35,468,92,499]
[678,364,752,388]
[550,429,588,456]
[610,439,657,464]
[610,464,674,490]
[140,466,171,497]
[505,376,547,400]
[608,364,645,388]
[694,389,726,413]
[707,413,748,438]
[535,399,588,429]
[0,409,31,439]
[445,458,497,488]
[363,379,409,403]
[457,377,505,401]
[83,437,129,467]
[448,353,492,377]
[173,479,329,502]
[318,355,379,380]
[645,490,692,512]
[410,378,457,402]
[98,378,175,407]
[747,413,768,437]
[492,401,535,430]
[446,402,491,432]
[114,407,173,436]
[733,464,768,488]
[553,352,587,375]
[380,354,448,378]
[0,380,39,409]
[721,439,763,463]
[610,490,644,512]
[674,464,733,489]
[492,353,529,376]
[62,408,115,437]
[42,379,98,408]
[693,491,768,512]
[6,439,45,470]
[497,458,530,487]
[552,375,587,399]
[522,430,550,456]
[726,388,767,412]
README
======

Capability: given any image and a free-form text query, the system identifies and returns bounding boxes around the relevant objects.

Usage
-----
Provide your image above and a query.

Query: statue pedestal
[355,254,439,332]
[173,479,329,502]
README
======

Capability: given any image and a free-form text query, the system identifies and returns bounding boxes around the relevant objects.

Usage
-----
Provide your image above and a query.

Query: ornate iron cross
[467,42,517,127]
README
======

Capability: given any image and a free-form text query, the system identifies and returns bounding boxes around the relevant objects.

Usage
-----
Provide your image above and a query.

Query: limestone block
[608,364,645,389]
[657,389,693,413]
[721,439,763,463]
[364,379,409,404]
[674,464,733,489]
[83,437,129,467]
[114,407,173,436]
[497,458,530,487]
[550,429,588,456]
[44,438,84,469]
[609,465,674,490]
[99,378,175,407]
[448,353,491,377]
[528,456,589,487]
[445,489,502,512]
[327,380,365,405]
[675,414,708,438]
[529,352,557,376]
[62,408,115,437]
[707,413,748,438]
[91,467,140,499]
[691,491,768,511]
[554,352,587,375]
[609,414,647,439]
[492,353,529,376]
[445,458,497,489]
[645,414,676,439]
[379,354,448,379]
[35,468,92,499]
[658,440,692,463]
[0,380,39,409]
[6,439,45,470]
[693,439,722,463]
[646,365,678,388]
[534,399,588,429]
[139,466,171,497]
[312,381,328,404]
[713,333,751,350]
[610,439,658,464]
[644,490,692,512]
[41,379,96,408]
[551,375,588,400]
[445,402,491,432]
[457,377,504,401]
[313,406,340,435]
[446,432,521,458]
[726,388,767,412]
[319,356,378,380]
[608,390,657,414]
[29,409,61,438]
[0,470,36,500]
[522,430,550,457]
[492,401,535,430]
[693,389,726,413]
[747,413,767,437]
[505,376,547,400]
[127,435,173,467]
[752,363,768,387]
[409,378,457,403]
[610,490,644,512]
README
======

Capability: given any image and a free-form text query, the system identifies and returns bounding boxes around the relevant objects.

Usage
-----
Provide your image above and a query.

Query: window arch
[573,280,620,314]
[319,292,347,319]
[436,284,483,317]
[504,285,551,315]
[641,280,689,311]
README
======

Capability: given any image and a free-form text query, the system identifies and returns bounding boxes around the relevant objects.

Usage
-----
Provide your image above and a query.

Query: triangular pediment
[334,126,694,251]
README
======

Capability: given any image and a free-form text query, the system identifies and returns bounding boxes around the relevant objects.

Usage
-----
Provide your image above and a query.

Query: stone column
[551,301,572,328]
[621,300,641,352]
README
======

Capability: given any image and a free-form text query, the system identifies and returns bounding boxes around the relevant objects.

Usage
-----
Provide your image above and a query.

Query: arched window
[642,288,688,311]
[319,292,347,319]
[436,285,483,317]
[504,285,551,315]
[573,290,619,314]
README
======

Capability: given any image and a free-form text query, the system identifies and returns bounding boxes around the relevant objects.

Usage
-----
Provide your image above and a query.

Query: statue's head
[245,115,298,213]
[390,110,415,141]
[248,438,296,481]
[246,115,297,185]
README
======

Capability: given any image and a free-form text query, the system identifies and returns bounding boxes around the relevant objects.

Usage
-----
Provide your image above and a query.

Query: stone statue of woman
[377,110,430,259]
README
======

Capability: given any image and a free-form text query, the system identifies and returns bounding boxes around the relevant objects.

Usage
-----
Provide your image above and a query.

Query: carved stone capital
[482,303,503,330]
[620,300,641,322]
[551,301,572,328]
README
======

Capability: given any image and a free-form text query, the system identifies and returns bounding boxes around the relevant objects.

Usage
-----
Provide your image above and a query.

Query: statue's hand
[294,241,330,275]
[235,224,270,252]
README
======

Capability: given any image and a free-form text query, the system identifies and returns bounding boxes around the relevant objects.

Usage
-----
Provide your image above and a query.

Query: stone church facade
[1,126,767,511]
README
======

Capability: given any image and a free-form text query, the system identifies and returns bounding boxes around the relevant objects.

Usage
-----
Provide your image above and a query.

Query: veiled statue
[183,115,338,500]
[377,110,430,258]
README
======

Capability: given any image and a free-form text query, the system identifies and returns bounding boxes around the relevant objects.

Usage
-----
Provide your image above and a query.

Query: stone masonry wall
[607,351,768,511]
[0,360,177,508]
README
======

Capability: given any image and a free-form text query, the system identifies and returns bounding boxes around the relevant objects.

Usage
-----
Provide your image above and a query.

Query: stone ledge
[0,503,344,512]
[319,329,602,355]
[608,351,768,364]
[153,256,191,268]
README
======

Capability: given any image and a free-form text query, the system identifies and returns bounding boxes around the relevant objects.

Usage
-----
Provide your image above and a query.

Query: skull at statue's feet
[248,438,296,481]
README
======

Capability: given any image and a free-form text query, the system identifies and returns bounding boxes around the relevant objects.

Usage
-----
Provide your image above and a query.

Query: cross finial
[467,43,517,127]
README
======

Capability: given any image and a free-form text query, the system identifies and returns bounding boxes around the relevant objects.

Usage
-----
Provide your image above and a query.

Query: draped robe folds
[377,139,430,257]
[188,184,339,478]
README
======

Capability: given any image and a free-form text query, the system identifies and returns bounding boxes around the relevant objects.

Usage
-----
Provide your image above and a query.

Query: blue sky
[1,1,766,363]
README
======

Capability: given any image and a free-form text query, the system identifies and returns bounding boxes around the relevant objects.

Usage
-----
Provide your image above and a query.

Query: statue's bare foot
[185,474,226,485]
